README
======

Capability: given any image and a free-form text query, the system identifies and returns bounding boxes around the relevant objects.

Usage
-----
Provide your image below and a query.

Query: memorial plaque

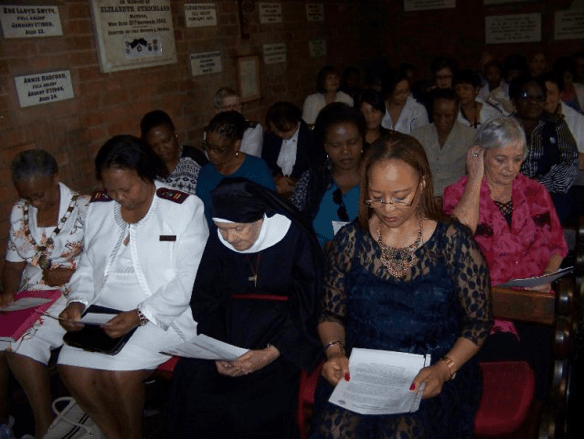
[15,70,74,108]
[306,4,324,22]
[185,3,217,28]
[90,0,177,73]
[309,39,326,58]
[0,4,63,38]
[190,51,222,76]
[485,13,541,44]
[263,43,286,64]
[259,3,282,24]
[404,0,455,12]
[555,9,584,40]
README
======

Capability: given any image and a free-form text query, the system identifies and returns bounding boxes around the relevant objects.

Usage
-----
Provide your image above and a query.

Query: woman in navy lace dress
[310,132,492,438]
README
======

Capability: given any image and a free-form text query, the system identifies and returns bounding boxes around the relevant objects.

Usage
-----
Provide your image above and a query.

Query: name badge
[159,235,176,241]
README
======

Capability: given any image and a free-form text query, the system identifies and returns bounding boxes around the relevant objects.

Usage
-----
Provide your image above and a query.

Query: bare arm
[412,337,480,399]
[0,261,26,307]
[451,146,484,233]
[318,320,349,386]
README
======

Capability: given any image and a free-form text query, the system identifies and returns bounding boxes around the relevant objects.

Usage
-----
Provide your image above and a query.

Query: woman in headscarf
[168,177,324,439]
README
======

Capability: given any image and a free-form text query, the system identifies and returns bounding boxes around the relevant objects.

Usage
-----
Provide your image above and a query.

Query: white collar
[215,213,291,253]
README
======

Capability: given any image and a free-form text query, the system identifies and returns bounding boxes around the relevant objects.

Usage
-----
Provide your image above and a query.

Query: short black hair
[205,111,246,141]
[11,149,58,182]
[382,69,410,98]
[453,69,481,88]
[541,72,565,93]
[316,65,340,94]
[265,102,302,132]
[432,88,458,109]
[314,102,366,144]
[430,56,457,76]
[354,89,386,114]
[95,135,165,182]
[140,110,175,138]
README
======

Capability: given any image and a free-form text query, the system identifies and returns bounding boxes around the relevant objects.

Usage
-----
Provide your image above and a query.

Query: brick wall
[0,0,378,268]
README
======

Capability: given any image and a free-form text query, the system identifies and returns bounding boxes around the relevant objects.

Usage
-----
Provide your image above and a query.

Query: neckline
[114,186,158,228]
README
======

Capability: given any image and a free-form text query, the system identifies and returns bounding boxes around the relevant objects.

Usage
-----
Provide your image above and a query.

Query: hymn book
[0,289,61,343]
[329,348,430,415]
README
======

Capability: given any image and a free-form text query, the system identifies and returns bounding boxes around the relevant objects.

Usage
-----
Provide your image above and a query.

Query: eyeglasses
[365,180,420,209]
[332,188,350,221]
[518,92,545,103]
[203,140,228,155]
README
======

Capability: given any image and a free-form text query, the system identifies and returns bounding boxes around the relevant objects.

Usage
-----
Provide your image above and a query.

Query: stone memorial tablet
[263,43,286,64]
[15,70,74,108]
[404,0,455,12]
[259,3,282,24]
[0,5,63,38]
[306,4,324,22]
[190,51,222,76]
[485,13,541,44]
[555,9,584,40]
[309,39,326,58]
[90,0,177,73]
[185,3,217,28]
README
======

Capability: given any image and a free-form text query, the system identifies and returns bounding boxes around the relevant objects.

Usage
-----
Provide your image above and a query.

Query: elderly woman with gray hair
[0,150,90,438]
[443,117,568,403]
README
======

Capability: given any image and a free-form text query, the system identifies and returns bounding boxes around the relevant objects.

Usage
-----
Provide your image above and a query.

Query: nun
[168,177,324,439]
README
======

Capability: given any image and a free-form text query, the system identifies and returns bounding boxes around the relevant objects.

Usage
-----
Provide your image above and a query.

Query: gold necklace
[377,217,423,278]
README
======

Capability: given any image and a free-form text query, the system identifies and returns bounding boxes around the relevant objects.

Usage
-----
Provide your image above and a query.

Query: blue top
[196,154,275,225]
[312,184,359,246]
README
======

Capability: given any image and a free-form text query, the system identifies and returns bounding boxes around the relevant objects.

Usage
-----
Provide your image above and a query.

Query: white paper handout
[79,313,118,326]
[497,266,573,288]
[162,333,248,361]
[329,348,431,415]
[0,297,52,312]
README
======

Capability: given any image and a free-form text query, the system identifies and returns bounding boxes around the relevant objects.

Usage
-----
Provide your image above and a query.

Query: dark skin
[514,81,545,136]
[0,174,74,307]
[0,173,76,437]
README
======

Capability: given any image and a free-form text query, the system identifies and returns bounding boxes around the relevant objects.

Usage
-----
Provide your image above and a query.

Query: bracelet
[136,309,149,326]
[324,340,345,353]
[440,356,457,381]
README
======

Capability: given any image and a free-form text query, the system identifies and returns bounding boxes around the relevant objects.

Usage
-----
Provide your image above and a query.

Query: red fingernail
[345,373,350,381]
[410,383,415,391]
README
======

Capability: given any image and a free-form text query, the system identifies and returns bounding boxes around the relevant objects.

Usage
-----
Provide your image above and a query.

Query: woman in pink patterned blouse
[442,116,568,403]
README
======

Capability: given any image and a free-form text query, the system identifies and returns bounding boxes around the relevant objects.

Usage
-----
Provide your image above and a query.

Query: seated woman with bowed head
[168,177,324,439]
[310,132,492,439]
[262,101,323,196]
[140,109,207,194]
[381,69,428,134]
[0,150,90,438]
[443,117,568,400]
[292,103,365,247]
[197,111,275,225]
[57,135,208,439]
[354,88,391,150]
[453,69,504,129]
[302,66,354,125]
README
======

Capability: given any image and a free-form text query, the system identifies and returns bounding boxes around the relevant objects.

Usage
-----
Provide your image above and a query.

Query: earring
[235,151,240,157]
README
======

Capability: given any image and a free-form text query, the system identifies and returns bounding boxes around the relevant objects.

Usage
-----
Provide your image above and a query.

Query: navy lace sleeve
[444,221,493,346]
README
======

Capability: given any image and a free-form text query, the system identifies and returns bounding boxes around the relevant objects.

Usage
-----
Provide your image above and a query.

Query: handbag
[63,305,137,355]
[43,397,103,439]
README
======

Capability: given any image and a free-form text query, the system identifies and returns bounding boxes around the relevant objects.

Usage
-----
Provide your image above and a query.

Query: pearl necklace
[376,218,423,278]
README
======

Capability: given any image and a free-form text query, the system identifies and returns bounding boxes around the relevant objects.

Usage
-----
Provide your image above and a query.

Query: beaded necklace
[377,217,423,278]
[22,193,79,270]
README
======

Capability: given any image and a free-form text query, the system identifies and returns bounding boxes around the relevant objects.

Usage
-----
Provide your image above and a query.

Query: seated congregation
[1,51,582,439]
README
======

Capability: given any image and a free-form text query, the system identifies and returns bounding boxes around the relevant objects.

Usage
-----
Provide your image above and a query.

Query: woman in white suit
[58,135,208,439]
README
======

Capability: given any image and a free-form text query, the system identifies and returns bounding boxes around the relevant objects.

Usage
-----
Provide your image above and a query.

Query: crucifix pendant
[248,274,257,288]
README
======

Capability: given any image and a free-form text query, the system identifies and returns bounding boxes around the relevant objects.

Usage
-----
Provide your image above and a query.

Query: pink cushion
[474,361,535,436]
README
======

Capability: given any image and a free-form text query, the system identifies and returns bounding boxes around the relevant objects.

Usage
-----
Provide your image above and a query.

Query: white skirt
[57,263,197,371]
